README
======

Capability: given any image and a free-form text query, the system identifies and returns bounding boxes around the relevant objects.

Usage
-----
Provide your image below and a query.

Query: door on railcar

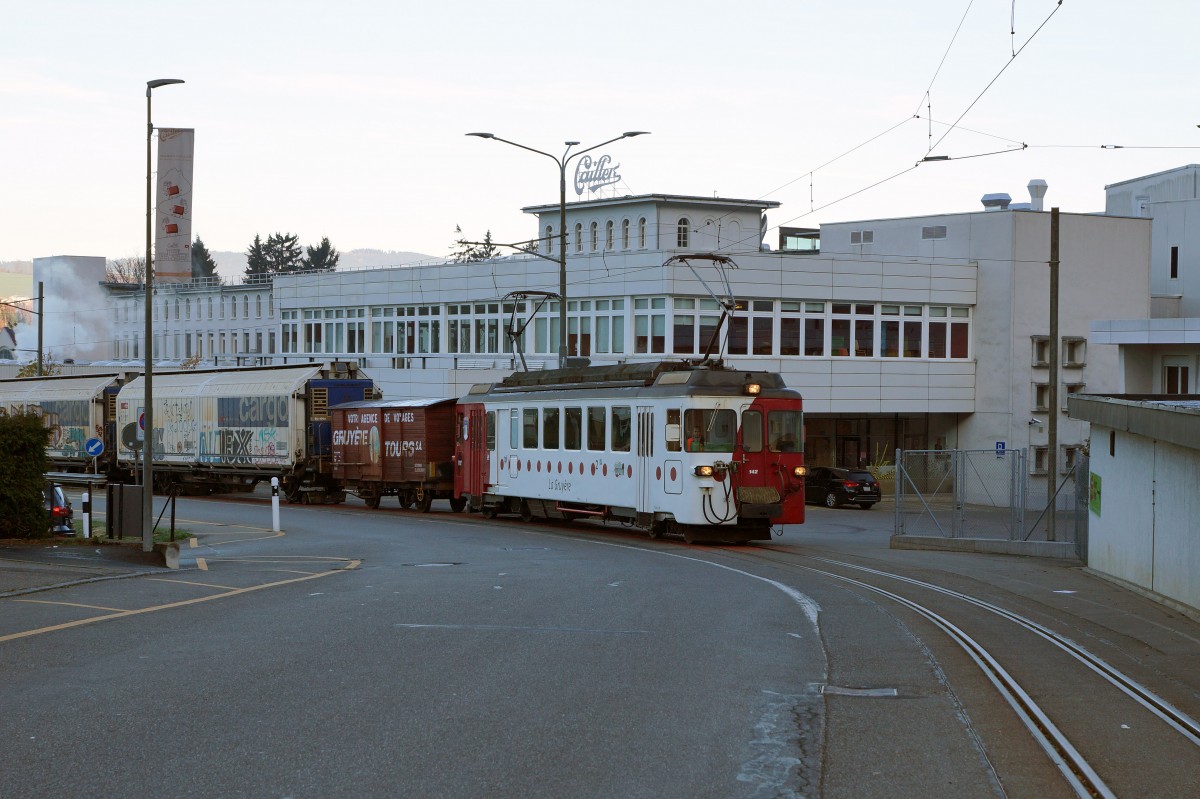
[735,399,806,525]
[636,406,655,515]
[454,402,489,504]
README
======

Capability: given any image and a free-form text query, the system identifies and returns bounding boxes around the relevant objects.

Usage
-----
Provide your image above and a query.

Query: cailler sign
[573,154,622,196]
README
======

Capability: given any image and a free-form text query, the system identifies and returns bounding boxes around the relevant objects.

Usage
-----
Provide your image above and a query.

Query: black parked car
[45,483,74,534]
[805,467,881,509]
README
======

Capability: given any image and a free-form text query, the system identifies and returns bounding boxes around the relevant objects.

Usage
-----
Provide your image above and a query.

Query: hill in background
[212,248,436,283]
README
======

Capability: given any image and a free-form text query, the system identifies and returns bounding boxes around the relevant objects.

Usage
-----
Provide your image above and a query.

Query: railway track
[716,545,1200,798]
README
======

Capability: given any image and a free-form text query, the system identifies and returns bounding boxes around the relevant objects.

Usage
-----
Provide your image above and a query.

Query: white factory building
[94,180,1152,472]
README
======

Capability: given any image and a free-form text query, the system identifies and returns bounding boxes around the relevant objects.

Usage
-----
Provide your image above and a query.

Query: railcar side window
[485,411,496,450]
[457,413,467,443]
[543,407,560,450]
[768,410,803,453]
[612,406,631,452]
[564,407,582,450]
[683,409,736,452]
[665,409,682,452]
[523,408,538,448]
[587,407,606,451]
[741,410,763,453]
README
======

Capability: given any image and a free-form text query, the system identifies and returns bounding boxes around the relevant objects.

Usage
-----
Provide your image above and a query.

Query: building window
[677,218,690,248]
[1062,383,1085,412]
[850,230,874,245]
[1032,383,1050,412]
[1165,363,1191,394]
[574,223,583,253]
[590,221,598,252]
[921,225,947,239]
[638,217,647,248]
[634,297,666,354]
[605,220,614,250]
[1170,246,1179,280]
[1031,445,1049,475]
[1062,444,1083,475]
[621,219,630,250]
[1031,335,1049,366]
[1062,337,1086,368]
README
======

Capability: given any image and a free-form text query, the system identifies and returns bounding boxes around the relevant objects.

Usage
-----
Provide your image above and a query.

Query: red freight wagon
[330,398,463,512]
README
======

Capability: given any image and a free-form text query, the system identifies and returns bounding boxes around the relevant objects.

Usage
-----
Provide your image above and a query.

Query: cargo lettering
[332,429,370,446]
[384,440,422,457]
[217,396,288,428]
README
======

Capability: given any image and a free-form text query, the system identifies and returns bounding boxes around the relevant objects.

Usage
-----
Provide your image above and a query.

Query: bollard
[271,477,281,533]
[82,491,91,539]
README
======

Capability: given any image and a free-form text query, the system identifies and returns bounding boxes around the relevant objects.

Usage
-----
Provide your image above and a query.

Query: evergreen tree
[472,230,499,262]
[263,232,304,275]
[191,236,221,283]
[449,225,475,263]
[303,237,340,272]
[244,235,271,283]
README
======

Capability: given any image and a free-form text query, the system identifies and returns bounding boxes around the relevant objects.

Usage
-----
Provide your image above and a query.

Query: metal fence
[894,449,1088,554]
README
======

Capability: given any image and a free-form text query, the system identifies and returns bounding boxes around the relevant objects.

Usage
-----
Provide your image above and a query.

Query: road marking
[14,599,128,612]
[822,685,899,697]
[0,559,360,645]
[146,578,239,590]
[395,623,648,634]
[196,558,208,571]
[188,537,198,549]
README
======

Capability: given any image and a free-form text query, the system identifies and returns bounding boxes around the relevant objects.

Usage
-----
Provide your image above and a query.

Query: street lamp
[144,77,184,553]
[465,131,649,367]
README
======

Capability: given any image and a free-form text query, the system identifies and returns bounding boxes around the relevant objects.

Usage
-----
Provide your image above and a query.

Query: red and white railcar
[454,361,806,543]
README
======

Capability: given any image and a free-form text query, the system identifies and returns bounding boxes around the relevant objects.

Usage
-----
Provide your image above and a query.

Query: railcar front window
[768,410,803,453]
[683,409,736,452]
[741,410,763,453]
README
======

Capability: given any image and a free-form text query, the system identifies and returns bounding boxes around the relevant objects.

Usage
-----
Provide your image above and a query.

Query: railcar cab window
[612,406,632,452]
[666,409,683,452]
[741,409,763,452]
[486,411,496,450]
[768,410,803,452]
[684,408,735,452]
[510,409,520,449]
[543,407,560,449]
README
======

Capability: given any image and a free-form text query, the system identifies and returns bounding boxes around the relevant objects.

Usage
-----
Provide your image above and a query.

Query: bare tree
[105,256,146,284]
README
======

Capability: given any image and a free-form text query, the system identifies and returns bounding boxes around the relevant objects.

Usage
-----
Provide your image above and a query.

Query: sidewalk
[0,538,169,596]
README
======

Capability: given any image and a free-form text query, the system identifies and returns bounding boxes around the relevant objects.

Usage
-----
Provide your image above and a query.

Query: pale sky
[3,0,1197,268]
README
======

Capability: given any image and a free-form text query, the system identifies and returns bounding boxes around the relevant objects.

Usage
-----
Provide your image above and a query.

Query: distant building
[0,326,15,360]
[1094,164,1200,394]
[99,185,1149,469]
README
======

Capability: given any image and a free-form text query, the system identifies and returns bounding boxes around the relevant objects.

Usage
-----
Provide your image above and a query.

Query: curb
[889,534,1082,561]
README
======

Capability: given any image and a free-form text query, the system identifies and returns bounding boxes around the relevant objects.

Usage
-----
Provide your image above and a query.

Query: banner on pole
[153,128,194,283]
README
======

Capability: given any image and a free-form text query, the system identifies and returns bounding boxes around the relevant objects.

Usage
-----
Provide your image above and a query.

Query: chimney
[1027,179,1048,212]
[981,193,1012,211]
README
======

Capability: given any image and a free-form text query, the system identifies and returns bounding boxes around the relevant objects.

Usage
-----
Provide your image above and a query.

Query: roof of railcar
[466,360,799,401]
[331,398,457,410]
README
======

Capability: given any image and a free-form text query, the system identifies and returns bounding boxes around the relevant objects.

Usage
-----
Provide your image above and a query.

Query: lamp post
[465,131,649,367]
[144,78,184,553]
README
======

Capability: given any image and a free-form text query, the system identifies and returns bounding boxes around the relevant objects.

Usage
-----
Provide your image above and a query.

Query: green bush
[0,411,51,538]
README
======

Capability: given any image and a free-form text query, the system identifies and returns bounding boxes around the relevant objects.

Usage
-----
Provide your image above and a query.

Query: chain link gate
[895,448,1088,547]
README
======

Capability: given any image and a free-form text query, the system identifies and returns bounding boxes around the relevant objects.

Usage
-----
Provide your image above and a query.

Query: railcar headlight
[793,466,807,478]
[744,382,762,396]
[694,465,715,478]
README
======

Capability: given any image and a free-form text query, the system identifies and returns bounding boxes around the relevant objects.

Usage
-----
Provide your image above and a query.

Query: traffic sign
[85,437,104,457]
[137,406,145,442]
[122,422,143,451]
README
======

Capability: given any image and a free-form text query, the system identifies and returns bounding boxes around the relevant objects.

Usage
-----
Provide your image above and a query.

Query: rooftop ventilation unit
[981,193,1012,211]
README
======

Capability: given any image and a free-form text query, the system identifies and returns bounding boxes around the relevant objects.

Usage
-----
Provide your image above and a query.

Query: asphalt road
[1,494,1197,798]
